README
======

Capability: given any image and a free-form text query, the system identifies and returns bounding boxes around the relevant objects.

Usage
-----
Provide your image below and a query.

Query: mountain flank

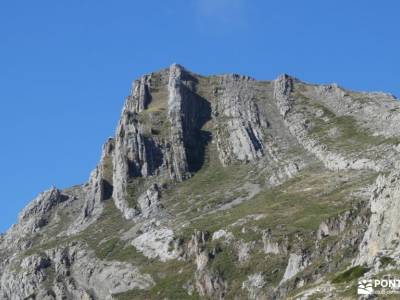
[1,64,400,299]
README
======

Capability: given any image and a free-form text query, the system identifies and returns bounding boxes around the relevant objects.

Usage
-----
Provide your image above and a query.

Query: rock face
[262,229,288,255]
[1,242,154,300]
[112,64,211,219]
[1,188,68,252]
[131,227,180,262]
[356,171,400,265]
[167,64,192,181]
[242,273,265,300]
[273,74,294,117]
[280,252,310,284]
[17,188,68,234]
[186,231,228,299]
[273,74,387,172]
[2,64,400,299]
[137,184,162,218]
[213,75,266,165]
[69,138,115,233]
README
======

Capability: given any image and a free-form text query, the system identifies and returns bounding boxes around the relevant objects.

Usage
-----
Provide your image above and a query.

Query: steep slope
[1,64,400,299]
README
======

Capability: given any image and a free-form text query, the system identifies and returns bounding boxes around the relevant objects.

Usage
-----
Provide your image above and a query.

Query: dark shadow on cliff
[181,85,212,173]
[101,179,114,200]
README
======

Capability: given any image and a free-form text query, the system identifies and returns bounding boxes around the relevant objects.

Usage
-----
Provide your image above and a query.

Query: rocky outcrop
[167,64,211,177]
[195,271,227,300]
[268,161,303,186]
[213,74,266,165]
[112,90,163,218]
[212,230,234,243]
[312,84,400,138]
[273,74,384,172]
[112,70,166,219]
[1,188,69,252]
[242,273,266,300]
[317,209,356,240]
[280,252,311,284]
[236,240,254,263]
[131,227,181,262]
[167,64,191,181]
[187,230,210,268]
[131,74,152,113]
[137,183,162,218]
[273,74,294,117]
[69,138,114,233]
[262,229,288,255]
[356,172,400,265]
[0,242,154,300]
[18,188,68,234]
[0,254,51,300]
[185,231,228,299]
[112,64,211,219]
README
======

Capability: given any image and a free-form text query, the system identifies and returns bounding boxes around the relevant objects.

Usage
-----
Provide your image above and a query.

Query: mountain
[1,64,400,299]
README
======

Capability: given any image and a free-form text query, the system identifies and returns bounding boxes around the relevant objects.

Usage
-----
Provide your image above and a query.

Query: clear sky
[0,0,399,233]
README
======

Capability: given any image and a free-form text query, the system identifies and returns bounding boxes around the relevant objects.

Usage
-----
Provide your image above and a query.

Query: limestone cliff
[1,64,400,300]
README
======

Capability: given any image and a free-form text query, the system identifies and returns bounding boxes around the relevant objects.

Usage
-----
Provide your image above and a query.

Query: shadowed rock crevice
[101,179,113,201]
[179,86,212,173]
[245,123,264,153]
[167,63,212,179]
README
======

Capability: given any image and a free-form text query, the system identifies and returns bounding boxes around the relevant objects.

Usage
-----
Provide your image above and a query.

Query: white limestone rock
[356,172,400,265]
[262,229,288,255]
[212,229,234,242]
[214,74,266,165]
[242,273,266,300]
[0,242,154,300]
[137,183,162,218]
[131,227,180,262]
[280,252,310,284]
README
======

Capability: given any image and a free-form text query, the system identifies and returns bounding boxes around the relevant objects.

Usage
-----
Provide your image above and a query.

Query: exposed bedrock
[355,171,400,266]
[212,74,267,165]
[112,64,212,219]
[3,64,400,299]
[273,74,389,172]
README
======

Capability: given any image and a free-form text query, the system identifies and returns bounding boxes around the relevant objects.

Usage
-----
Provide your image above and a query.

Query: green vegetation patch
[380,256,395,268]
[180,165,375,240]
[126,177,146,208]
[114,260,200,300]
[293,92,400,155]
[332,265,369,284]
[163,142,256,224]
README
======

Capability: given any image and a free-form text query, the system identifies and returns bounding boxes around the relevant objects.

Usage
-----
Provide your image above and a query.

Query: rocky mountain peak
[2,65,400,299]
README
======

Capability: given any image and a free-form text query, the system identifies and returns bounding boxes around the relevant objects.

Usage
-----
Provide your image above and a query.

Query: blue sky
[0,0,399,232]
